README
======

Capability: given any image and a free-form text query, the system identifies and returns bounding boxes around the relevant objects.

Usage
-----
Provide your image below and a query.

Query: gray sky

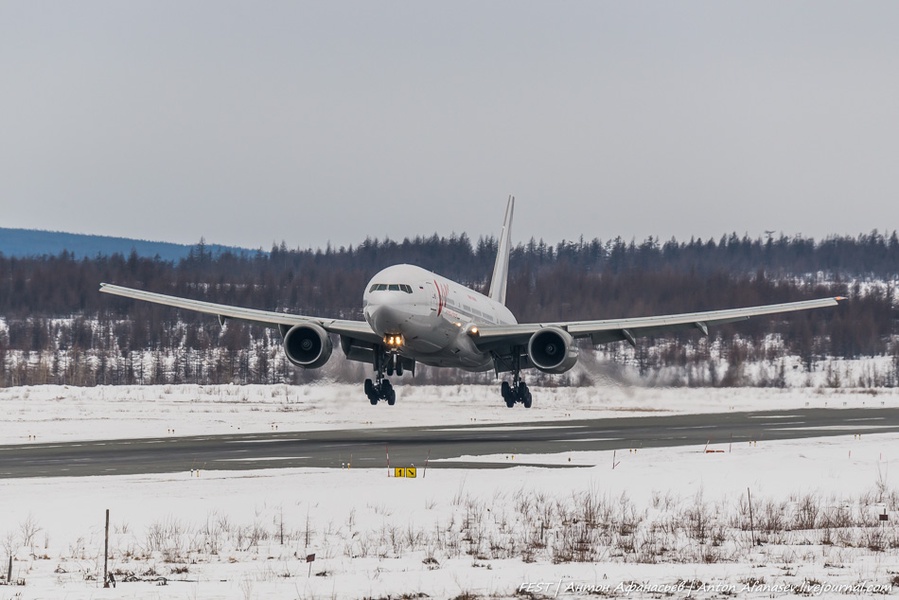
[2,1,897,251]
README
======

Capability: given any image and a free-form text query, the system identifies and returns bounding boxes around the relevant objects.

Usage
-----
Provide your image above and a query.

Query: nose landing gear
[385,353,404,377]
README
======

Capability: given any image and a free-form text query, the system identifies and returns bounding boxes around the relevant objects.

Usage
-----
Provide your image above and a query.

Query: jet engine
[283,323,333,369]
[528,326,579,374]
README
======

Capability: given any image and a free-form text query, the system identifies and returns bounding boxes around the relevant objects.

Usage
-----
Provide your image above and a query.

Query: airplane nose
[365,301,405,334]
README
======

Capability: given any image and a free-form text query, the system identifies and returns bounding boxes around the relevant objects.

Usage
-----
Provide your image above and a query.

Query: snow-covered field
[2,381,898,444]
[2,383,899,599]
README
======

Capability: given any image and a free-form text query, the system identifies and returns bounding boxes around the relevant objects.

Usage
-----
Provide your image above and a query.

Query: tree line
[0,230,897,387]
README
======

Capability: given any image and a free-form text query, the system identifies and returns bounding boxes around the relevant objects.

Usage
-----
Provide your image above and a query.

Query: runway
[1,407,898,478]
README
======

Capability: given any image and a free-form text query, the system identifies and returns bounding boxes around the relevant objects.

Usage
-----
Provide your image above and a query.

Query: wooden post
[747,488,755,547]
[103,509,109,588]
[7,555,11,584]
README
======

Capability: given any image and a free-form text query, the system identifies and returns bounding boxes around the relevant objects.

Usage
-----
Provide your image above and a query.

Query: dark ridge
[0,227,255,261]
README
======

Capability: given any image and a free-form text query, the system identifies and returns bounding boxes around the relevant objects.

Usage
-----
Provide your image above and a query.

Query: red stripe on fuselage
[433,279,450,317]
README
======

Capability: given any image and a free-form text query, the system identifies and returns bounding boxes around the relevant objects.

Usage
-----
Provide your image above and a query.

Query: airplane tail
[488,196,514,306]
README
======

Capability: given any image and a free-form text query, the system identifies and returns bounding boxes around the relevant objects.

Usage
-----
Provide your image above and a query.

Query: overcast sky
[2,2,897,251]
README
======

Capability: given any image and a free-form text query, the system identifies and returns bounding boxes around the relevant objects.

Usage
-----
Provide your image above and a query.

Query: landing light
[384,334,404,348]
[469,326,479,336]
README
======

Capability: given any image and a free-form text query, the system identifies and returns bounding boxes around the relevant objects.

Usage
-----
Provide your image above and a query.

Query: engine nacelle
[283,323,333,369]
[528,326,579,374]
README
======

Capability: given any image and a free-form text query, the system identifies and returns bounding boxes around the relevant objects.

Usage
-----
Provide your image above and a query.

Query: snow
[2,382,897,445]
[2,383,899,599]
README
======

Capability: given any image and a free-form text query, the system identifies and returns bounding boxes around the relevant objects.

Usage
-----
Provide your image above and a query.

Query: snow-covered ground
[2,382,898,444]
[2,383,899,599]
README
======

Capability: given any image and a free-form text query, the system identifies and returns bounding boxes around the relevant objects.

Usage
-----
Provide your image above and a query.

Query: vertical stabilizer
[488,196,514,306]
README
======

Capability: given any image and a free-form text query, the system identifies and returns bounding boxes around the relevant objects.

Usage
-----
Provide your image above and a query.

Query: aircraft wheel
[501,381,514,407]
[380,381,395,405]
[365,379,379,405]
[519,382,532,408]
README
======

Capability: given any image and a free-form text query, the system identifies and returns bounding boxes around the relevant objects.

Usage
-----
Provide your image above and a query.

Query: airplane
[99,197,844,408]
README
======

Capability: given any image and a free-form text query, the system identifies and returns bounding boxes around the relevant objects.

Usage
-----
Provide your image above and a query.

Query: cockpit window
[370,283,412,293]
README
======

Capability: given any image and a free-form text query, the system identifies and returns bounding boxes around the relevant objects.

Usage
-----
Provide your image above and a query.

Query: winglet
[488,196,514,306]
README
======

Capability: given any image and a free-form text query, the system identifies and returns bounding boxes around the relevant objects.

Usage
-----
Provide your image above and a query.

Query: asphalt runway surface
[2,407,898,478]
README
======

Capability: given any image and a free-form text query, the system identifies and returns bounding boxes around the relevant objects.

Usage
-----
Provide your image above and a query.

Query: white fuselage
[362,264,517,371]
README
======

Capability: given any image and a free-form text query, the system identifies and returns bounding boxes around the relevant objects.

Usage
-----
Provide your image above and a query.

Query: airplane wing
[98,283,382,344]
[474,296,845,351]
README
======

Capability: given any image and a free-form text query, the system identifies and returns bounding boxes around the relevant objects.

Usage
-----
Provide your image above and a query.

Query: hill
[0,227,252,261]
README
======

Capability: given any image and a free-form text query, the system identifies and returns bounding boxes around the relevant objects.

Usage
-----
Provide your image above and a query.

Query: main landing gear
[497,350,532,408]
[365,348,398,406]
[364,377,395,405]
[501,372,532,409]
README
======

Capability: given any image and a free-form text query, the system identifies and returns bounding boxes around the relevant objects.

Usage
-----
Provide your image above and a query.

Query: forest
[0,230,897,387]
